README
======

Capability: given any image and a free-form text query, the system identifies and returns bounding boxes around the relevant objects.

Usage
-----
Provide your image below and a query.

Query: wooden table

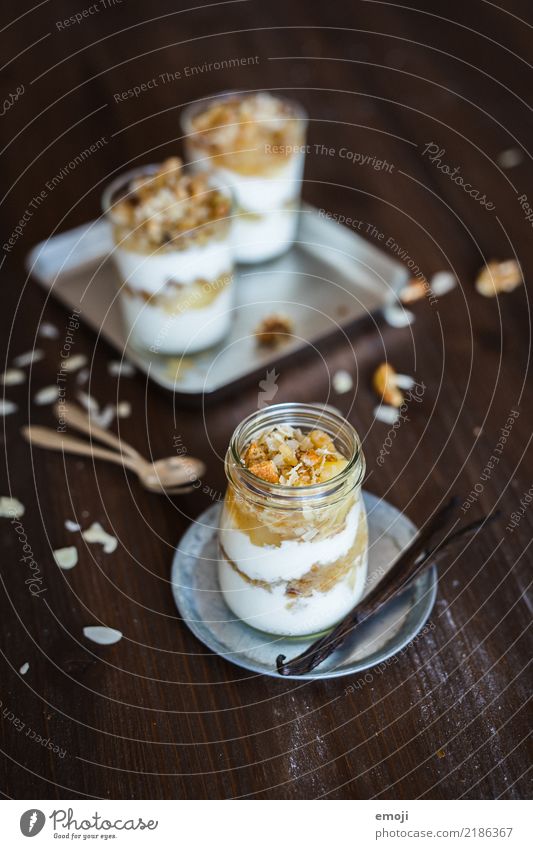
[1,0,531,800]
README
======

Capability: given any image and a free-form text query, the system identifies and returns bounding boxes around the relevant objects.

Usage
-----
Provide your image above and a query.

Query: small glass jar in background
[102,159,235,355]
[218,403,368,637]
[181,91,308,264]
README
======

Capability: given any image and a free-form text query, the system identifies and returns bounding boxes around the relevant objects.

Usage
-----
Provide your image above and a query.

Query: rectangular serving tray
[26,205,407,401]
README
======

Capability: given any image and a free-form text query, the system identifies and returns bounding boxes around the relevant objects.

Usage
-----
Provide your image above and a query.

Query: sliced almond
[475,260,522,297]
[53,546,78,570]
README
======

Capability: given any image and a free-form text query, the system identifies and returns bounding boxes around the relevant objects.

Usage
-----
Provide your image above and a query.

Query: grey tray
[26,205,407,399]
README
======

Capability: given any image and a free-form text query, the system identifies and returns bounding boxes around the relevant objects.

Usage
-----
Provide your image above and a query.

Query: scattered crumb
[76,367,90,385]
[39,322,59,339]
[255,314,293,347]
[0,400,17,416]
[399,278,428,304]
[473,426,481,437]
[383,304,414,328]
[430,271,457,297]
[475,260,522,297]
[394,374,415,391]
[116,401,132,418]
[91,404,115,429]
[53,546,78,569]
[65,519,81,532]
[13,349,44,368]
[83,625,122,645]
[76,391,99,412]
[82,522,117,553]
[436,748,446,759]
[332,369,353,394]
[497,148,523,169]
[108,360,135,377]
[62,354,88,372]
[19,662,29,675]
[1,369,26,386]
[34,385,59,405]
[373,405,400,425]
[373,363,404,407]
[0,496,25,518]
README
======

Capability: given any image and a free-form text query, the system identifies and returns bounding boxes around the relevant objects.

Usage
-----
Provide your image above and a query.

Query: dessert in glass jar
[218,403,368,636]
[102,157,234,354]
[181,91,307,264]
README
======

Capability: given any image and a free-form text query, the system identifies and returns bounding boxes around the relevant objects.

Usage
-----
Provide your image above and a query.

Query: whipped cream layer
[218,546,368,637]
[219,499,362,584]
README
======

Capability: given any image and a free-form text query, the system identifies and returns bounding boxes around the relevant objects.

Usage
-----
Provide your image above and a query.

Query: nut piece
[255,314,293,347]
[248,460,279,483]
[308,429,335,451]
[475,260,522,297]
[373,363,403,407]
[243,441,267,466]
[399,278,428,303]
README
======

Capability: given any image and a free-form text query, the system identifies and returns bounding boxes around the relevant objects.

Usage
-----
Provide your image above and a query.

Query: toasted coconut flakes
[34,385,59,406]
[117,401,132,418]
[475,260,522,297]
[39,322,59,339]
[431,271,457,297]
[383,304,414,328]
[1,369,26,386]
[76,367,90,385]
[92,404,115,429]
[497,148,523,169]
[13,349,44,368]
[374,404,400,425]
[395,374,416,390]
[399,279,428,303]
[332,369,353,394]
[53,546,78,569]
[108,360,135,377]
[0,400,17,416]
[82,522,117,553]
[83,626,122,645]
[0,496,25,518]
[65,519,81,532]
[19,662,29,675]
[62,354,88,373]
[76,391,99,412]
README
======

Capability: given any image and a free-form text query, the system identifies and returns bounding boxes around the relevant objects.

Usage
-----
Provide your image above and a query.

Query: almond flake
[82,522,117,553]
[374,405,400,425]
[332,369,353,394]
[92,405,115,429]
[431,271,457,297]
[108,360,135,377]
[76,391,99,412]
[395,374,415,390]
[0,496,25,518]
[62,354,88,373]
[76,368,90,385]
[65,519,81,532]
[13,349,44,368]
[383,304,414,328]
[34,385,59,406]
[497,148,523,169]
[83,626,122,645]
[0,400,17,416]
[39,322,59,339]
[53,546,78,569]
[19,662,29,675]
[1,369,26,386]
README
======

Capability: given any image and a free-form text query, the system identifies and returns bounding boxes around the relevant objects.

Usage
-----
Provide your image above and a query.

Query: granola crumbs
[255,314,293,347]
[372,363,404,408]
[241,424,348,485]
[475,260,522,297]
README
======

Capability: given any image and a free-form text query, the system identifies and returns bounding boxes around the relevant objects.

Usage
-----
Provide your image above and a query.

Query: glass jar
[102,163,235,355]
[218,403,368,636]
[181,91,308,264]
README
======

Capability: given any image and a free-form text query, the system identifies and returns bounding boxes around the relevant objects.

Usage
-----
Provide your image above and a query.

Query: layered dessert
[103,157,234,354]
[219,417,368,636]
[181,92,307,263]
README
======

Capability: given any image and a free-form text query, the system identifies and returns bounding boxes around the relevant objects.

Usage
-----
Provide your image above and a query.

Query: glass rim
[180,89,309,135]
[226,402,365,503]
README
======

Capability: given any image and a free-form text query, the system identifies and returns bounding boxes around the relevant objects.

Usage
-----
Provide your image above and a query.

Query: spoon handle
[54,401,142,460]
[22,425,140,473]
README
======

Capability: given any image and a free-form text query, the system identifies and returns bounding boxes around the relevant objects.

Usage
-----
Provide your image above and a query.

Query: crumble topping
[254,313,293,347]
[241,424,348,486]
[109,157,231,252]
[188,93,304,175]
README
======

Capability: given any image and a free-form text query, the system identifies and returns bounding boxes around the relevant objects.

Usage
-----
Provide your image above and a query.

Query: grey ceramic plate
[171,492,437,680]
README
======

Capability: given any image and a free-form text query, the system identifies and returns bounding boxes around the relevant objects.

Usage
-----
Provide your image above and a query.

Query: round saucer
[171,491,437,680]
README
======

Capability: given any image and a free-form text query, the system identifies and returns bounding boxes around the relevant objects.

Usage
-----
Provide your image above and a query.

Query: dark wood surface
[1,0,531,800]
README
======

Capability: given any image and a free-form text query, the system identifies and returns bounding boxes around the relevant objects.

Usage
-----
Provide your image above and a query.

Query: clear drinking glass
[102,161,235,355]
[218,403,368,636]
[181,91,308,264]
